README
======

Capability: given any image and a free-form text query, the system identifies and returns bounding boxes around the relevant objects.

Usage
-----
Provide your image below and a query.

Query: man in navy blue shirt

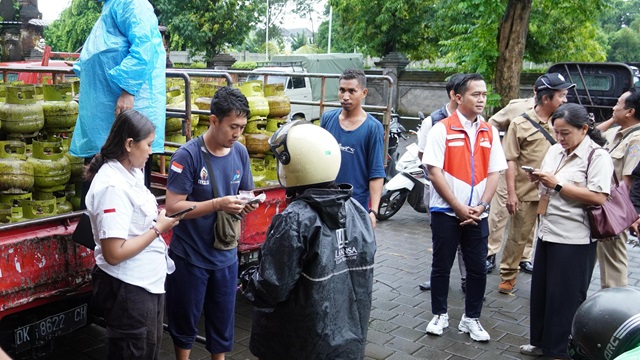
[321,69,385,228]
[164,87,257,360]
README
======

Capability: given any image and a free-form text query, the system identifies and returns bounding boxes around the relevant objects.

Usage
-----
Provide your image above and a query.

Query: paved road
[20,136,640,359]
[25,199,640,360]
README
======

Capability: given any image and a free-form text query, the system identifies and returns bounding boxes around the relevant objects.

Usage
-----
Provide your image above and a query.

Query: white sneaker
[426,313,449,335]
[458,314,490,341]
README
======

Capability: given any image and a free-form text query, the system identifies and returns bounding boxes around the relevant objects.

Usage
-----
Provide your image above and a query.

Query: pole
[328,6,333,54]
[265,0,270,60]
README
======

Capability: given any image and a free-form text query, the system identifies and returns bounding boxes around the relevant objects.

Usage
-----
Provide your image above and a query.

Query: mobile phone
[167,205,196,218]
[521,166,535,173]
[246,198,261,205]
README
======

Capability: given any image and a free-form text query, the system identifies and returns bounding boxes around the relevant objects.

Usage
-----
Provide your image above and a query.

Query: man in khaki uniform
[486,97,535,273]
[596,87,640,288]
[497,73,574,293]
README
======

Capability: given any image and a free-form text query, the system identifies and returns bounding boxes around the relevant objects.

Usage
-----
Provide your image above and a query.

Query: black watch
[478,201,490,213]
[554,182,563,192]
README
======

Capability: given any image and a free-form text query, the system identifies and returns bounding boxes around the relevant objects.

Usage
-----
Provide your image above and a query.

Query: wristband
[150,225,162,237]
[369,208,378,217]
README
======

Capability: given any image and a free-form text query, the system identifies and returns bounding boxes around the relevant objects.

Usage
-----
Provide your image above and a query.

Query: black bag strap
[197,135,219,198]
[521,112,556,145]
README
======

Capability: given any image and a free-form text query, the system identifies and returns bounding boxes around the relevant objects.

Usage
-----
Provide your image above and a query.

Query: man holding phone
[164,87,257,360]
[496,73,574,294]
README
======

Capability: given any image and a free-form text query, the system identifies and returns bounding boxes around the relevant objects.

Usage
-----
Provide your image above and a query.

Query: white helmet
[269,120,341,188]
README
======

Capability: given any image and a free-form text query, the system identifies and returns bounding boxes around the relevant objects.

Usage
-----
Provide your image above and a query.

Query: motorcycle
[385,110,406,182]
[377,141,429,221]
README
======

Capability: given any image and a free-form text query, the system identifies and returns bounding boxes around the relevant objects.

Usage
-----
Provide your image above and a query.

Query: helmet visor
[269,120,312,165]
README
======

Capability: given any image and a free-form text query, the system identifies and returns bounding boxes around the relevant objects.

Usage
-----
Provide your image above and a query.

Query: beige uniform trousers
[596,233,628,288]
[487,171,534,260]
[499,201,538,280]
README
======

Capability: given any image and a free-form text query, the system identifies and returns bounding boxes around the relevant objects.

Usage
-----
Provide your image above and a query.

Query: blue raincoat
[70,0,166,158]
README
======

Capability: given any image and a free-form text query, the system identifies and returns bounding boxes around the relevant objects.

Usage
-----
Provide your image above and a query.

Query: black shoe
[461,278,466,293]
[419,281,431,291]
[485,255,496,274]
[519,261,534,274]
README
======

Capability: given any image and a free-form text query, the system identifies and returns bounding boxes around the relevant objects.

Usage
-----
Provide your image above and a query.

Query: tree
[154,0,263,67]
[44,0,101,52]
[608,19,640,62]
[495,1,532,107]
[328,0,438,60]
[290,31,307,52]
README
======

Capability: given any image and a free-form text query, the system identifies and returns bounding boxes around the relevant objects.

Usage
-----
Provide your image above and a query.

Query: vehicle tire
[377,189,409,221]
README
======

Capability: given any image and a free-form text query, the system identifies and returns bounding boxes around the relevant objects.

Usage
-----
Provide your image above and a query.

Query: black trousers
[430,212,488,318]
[92,266,164,360]
[529,238,596,359]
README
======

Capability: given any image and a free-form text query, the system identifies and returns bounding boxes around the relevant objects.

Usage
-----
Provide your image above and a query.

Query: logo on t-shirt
[231,170,241,184]
[339,143,355,154]
[198,167,210,186]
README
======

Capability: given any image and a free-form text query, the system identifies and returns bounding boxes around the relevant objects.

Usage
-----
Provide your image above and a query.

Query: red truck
[0,64,394,356]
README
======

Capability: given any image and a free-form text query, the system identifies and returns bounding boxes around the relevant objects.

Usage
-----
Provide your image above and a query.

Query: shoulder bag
[586,148,638,239]
[198,136,242,250]
[521,113,556,145]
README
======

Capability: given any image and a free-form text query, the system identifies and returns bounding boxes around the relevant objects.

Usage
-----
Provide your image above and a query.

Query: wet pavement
[18,137,640,360]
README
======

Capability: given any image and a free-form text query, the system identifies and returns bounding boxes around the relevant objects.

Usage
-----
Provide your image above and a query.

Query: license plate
[14,304,88,352]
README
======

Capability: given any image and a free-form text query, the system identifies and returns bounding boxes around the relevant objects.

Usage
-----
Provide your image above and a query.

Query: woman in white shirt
[85,109,182,360]
[519,103,613,360]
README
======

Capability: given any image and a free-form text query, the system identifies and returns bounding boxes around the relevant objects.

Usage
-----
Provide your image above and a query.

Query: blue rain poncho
[70,0,166,158]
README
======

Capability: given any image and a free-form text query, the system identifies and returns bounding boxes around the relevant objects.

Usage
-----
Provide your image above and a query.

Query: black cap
[535,73,576,92]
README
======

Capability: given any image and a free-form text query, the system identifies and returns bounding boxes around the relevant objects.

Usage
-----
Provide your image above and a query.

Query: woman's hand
[155,209,181,234]
[532,170,558,189]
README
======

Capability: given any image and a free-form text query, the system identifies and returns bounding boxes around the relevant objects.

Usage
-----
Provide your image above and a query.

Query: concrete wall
[365,69,538,121]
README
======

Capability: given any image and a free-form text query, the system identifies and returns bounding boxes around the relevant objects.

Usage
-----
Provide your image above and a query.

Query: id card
[537,194,550,215]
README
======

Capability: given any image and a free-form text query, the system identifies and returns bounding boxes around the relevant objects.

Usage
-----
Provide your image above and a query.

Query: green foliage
[44,0,102,52]
[154,0,263,65]
[608,19,640,62]
[231,61,258,70]
[526,0,607,64]
[328,0,438,60]
[315,19,357,54]
[290,31,307,52]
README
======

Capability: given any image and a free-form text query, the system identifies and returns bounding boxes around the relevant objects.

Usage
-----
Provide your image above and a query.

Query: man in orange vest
[423,73,507,342]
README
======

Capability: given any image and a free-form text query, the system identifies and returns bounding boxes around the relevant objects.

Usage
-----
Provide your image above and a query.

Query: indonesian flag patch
[171,161,183,173]
[103,208,116,213]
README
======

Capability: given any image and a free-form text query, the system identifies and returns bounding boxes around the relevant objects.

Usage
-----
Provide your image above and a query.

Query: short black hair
[340,68,367,89]
[624,87,640,121]
[445,73,464,99]
[210,86,250,121]
[453,73,484,96]
[535,88,558,105]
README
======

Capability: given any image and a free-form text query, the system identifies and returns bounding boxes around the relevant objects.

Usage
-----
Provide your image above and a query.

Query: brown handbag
[586,148,638,239]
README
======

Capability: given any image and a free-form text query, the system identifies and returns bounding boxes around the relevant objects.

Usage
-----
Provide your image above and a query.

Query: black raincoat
[242,184,376,360]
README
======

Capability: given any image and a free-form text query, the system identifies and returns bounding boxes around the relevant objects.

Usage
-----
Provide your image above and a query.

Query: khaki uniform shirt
[502,109,555,201]
[604,123,640,180]
[537,137,613,245]
[488,97,535,131]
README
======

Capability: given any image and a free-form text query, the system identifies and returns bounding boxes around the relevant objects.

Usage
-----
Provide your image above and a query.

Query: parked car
[546,62,635,122]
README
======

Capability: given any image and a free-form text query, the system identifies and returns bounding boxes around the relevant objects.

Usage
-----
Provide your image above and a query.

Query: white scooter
[376,142,429,221]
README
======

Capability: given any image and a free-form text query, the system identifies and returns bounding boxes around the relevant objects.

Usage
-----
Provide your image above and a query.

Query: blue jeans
[430,212,488,318]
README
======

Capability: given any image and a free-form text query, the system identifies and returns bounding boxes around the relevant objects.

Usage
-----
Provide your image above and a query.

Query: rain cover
[70,0,166,158]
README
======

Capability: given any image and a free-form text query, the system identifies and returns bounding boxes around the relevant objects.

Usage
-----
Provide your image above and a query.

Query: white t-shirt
[87,160,173,294]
